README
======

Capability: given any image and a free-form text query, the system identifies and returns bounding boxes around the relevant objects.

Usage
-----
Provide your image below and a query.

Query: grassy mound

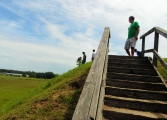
[0,62,91,120]
[157,58,167,82]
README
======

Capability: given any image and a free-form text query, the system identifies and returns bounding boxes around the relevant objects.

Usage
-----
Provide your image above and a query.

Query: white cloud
[8,21,22,28]
[0,0,167,73]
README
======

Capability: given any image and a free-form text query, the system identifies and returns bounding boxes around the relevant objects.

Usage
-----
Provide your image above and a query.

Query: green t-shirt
[128,22,140,39]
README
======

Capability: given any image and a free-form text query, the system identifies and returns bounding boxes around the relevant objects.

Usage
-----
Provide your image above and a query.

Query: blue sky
[0,0,167,74]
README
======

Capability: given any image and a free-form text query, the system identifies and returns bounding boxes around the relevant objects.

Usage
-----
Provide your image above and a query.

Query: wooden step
[108,59,150,64]
[106,79,167,91]
[103,106,167,120]
[108,62,154,69]
[108,55,149,60]
[104,97,167,114]
[107,73,161,82]
[105,87,167,101]
[107,67,158,76]
[103,55,167,120]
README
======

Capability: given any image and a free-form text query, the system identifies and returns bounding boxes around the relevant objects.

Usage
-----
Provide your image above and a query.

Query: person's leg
[130,37,137,56]
[131,47,135,56]
[126,49,131,56]
[82,60,85,64]
[124,39,131,56]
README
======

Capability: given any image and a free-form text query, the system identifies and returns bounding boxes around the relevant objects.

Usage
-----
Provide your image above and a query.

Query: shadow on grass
[63,70,89,120]
[64,89,82,120]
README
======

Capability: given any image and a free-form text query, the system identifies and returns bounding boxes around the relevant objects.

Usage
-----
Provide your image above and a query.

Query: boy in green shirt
[124,16,140,56]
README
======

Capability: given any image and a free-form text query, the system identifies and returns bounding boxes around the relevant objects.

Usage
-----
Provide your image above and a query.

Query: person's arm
[135,27,140,40]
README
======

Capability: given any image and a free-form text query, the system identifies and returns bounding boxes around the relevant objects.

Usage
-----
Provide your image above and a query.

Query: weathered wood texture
[140,27,155,39]
[144,49,167,88]
[140,27,167,39]
[153,32,159,67]
[96,47,109,120]
[143,49,167,70]
[141,37,145,57]
[155,27,167,39]
[140,27,167,69]
[72,27,110,120]
[153,50,167,70]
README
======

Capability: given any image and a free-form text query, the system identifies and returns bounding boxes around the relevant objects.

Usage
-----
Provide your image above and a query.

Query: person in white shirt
[92,49,96,61]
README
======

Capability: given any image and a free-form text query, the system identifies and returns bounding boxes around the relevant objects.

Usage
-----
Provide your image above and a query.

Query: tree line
[0,69,56,79]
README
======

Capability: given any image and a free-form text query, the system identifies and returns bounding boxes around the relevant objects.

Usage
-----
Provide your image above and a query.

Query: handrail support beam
[153,32,159,67]
[141,37,145,57]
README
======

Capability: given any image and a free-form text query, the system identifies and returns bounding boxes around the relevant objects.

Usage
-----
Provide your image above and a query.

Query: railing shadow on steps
[140,27,167,87]
[72,27,110,120]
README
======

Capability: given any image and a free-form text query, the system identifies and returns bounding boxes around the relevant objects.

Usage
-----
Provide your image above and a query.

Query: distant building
[3,73,22,77]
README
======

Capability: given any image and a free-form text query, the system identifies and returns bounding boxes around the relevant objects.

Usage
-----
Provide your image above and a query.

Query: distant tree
[36,72,46,78]
[0,69,56,79]
[22,72,26,77]
[30,72,36,78]
[45,72,55,79]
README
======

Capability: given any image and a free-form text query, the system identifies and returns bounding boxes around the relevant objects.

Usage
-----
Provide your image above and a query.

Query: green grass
[0,75,48,115]
[0,62,92,120]
[157,58,167,81]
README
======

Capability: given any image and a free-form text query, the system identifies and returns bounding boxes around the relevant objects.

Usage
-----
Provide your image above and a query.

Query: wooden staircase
[72,27,167,120]
[103,55,167,120]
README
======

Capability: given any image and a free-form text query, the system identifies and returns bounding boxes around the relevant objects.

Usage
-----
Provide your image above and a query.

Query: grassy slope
[157,58,167,81]
[0,62,91,120]
[0,75,47,115]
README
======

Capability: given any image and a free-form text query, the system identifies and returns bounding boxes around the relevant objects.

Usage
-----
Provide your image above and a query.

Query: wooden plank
[96,81,105,120]
[153,32,159,67]
[153,50,167,70]
[88,28,110,119]
[143,49,154,53]
[72,81,94,120]
[96,48,108,120]
[141,37,145,57]
[140,27,155,39]
[155,27,167,39]
[143,49,167,70]
[72,27,110,120]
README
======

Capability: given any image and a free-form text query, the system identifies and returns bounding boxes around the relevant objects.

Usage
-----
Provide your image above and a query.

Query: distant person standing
[92,49,96,61]
[76,57,82,66]
[124,16,140,56]
[82,52,86,64]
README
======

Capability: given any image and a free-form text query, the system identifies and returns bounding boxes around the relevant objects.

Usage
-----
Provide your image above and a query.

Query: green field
[0,62,91,120]
[0,75,48,115]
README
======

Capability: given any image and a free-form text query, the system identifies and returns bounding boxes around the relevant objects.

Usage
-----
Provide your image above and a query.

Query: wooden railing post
[141,37,145,57]
[153,32,159,67]
[140,27,167,89]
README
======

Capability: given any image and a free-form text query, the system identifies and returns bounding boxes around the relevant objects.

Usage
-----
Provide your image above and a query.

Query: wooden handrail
[140,27,167,39]
[72,27,110,120]
[140,27,155,39]
[155,27,167,39]
[142,49,167,69]
[140,27,167,68]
